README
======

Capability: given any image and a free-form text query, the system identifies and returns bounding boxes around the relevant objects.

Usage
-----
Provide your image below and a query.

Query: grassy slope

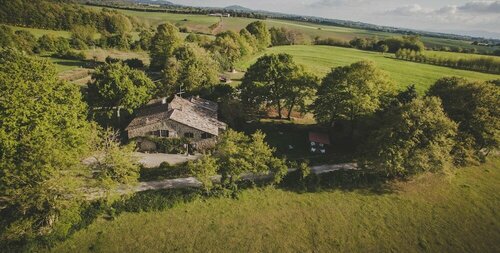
[85,6,499,53]
[52,158,500,253]
[236,45,500,93]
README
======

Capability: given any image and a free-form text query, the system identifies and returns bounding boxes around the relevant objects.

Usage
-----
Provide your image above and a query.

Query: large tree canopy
[240,53,307,119]
[427,77,500,165]
[360,97,457,177]
[149,23,182,70]
[87,62,155,117]
[160,44,220,96]
[245,21,271,51]
[312,61,395,128]
[0,48,92,242]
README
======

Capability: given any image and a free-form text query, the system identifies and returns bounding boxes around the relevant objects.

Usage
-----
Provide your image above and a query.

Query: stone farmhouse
[126,96,227,151]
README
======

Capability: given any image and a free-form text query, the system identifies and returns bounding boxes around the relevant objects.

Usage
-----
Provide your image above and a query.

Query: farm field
[85,5,499,53]
[236,45,500,92]
[51,158,500,253]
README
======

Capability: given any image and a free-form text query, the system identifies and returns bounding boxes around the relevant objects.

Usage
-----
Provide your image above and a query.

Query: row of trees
[395,49,500,74]
[349,35,425,53]
[0,0,138,33]
[312,35,426,54]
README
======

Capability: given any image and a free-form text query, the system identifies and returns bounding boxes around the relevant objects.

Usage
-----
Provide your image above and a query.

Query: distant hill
[224,5,252,12]
[132,0,174,5]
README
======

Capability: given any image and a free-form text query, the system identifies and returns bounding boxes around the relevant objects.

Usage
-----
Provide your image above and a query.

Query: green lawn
[45,57,87,73]
[8,25,71,38]
[51,158,500,252]
[236,45,500,93]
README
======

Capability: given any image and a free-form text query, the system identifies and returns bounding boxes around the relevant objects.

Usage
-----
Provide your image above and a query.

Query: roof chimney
[162,97,167,104]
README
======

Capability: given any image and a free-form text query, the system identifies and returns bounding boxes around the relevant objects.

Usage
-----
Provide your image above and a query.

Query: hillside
[51,158,500,253]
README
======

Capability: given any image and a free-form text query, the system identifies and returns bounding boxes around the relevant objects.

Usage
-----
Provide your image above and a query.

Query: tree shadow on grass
[276,169,395,196]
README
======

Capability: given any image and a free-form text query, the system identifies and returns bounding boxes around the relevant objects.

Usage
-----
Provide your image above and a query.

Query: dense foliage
[360,97,457,177]
[241,53,318,119]
[0,48,93,245]
[0,0,136,32]
[312,61,395,129]
[427,77,500,165]
[87,62,155,117]
[149,23,182,70]
[188,130,288,191]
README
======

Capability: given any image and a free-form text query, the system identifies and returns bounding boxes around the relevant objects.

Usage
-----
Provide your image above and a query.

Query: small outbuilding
[308,132,330,154]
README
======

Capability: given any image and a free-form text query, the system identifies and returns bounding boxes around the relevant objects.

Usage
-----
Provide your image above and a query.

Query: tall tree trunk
[287,98,296,120]
[277,100,283,119]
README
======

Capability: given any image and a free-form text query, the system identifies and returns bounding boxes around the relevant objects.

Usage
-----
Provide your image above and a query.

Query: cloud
[458,1,500,13]
[384,1,500,26]
[308,0,366,8]
[387,1,500,16]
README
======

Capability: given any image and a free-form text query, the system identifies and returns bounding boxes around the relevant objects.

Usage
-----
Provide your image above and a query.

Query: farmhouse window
[160,130,169,137]
[201,132,211,139]
[184,132,194,138]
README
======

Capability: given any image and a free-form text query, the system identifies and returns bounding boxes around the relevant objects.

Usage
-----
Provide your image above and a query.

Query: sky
[171,0,500,39]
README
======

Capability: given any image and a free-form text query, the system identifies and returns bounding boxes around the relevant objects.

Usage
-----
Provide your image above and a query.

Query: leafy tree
[240,53,303,118]
[149,23,182,70]
[70,25,96,49]
[37,34,57,52]
[136,28,154,51]
[160,44,220,96]
[284,72,319,119]
[427,77,500,164]
[360,97,457,177]
[187,155,219,192]
[89,128,140,190]
[395,84,418,105]
[0,48,92,242]
[214,130,287,187]
[13,30,36,53]
[245,21,271,50]
[102,9,132,34]
[87,62,155,117]
[0,25,15,48]
[312,61,395,133]
[379,44,389,54]
[210,31,247,71]
[239,28,258,53]
[270,27,306,46]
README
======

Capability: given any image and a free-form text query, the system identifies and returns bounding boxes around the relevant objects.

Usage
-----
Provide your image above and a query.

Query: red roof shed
[308,132,330,145]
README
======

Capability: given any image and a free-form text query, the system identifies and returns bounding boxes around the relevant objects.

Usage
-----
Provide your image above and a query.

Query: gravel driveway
[135,152,201,168]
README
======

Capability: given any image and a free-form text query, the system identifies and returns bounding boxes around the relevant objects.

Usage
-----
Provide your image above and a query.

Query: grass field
[236,45,500,93]
[8,25,71,38]
[84,5,499,53]
[51,157,500,253]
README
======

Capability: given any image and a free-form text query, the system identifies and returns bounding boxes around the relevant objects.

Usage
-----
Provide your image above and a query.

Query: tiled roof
[126,96,226,136]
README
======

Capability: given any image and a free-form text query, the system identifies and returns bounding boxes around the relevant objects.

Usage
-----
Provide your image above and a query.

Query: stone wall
[128,119,214,142]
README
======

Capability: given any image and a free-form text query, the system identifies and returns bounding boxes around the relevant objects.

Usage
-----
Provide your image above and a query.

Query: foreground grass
[52,158,500,253]
[237,45,500,92]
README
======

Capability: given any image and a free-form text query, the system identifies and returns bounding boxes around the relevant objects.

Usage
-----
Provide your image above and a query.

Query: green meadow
[51,158,500,253]
[85,6,498,53]
[7,25,71,38]
[237,45,500,93]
